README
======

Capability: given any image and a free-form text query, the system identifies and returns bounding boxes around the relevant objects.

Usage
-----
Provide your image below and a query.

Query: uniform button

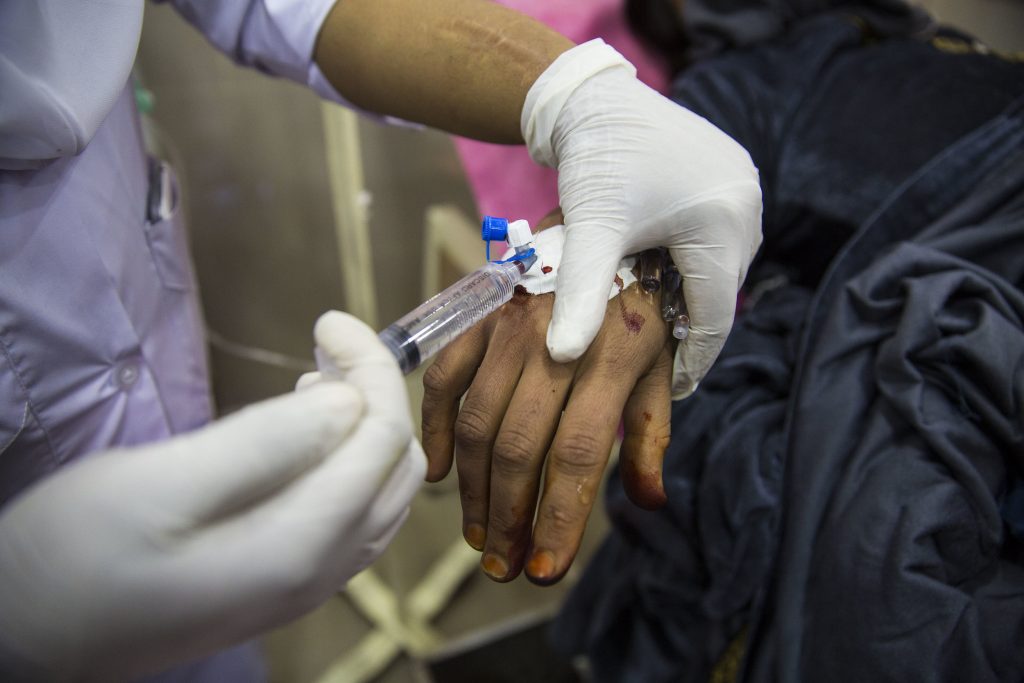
[114,361,140,389]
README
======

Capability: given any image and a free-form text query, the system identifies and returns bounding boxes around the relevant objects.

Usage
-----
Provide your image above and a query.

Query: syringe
[378,217,537,374]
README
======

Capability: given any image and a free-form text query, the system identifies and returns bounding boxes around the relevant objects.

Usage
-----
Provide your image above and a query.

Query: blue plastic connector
[481,215,510,242]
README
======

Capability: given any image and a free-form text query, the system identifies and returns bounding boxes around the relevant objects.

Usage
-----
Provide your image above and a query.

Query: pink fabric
[453,0,669,226]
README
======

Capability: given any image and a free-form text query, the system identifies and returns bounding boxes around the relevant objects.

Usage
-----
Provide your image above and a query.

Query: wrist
[521,39,637,167]
[501,224,638,299]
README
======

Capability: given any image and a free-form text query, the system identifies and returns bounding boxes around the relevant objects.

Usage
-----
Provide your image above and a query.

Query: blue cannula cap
[481,215,510,242]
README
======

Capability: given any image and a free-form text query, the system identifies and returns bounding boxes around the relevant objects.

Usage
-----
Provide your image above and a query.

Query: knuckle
[419,409,448,443]
[422,361,455,399]
[551,432,607,476]
[457,478,485,507]
[491,435,539,477]
[487,505,529,539]
[588,352,625,377]
[538,502,580,539]
[453,404,494,451]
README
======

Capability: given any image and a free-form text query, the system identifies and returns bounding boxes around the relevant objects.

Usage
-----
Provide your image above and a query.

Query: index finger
[421,320,490,482]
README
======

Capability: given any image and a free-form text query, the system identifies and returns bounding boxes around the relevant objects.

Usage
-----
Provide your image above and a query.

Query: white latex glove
[523,39,763,398]
[0,311,425,682]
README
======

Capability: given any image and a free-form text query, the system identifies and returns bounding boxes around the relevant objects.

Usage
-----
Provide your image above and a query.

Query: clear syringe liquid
[379,252,537,374]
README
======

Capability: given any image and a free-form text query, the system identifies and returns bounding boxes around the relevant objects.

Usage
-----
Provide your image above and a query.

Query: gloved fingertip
[313,309,357,337]
[314,310,376,347]
[406,438,429,481]
[546,232,624,362]
[669,344,703,400]
[314,310,392,370]
[296,371,322,392]
[670,378,699,401]
[545,320,591,363]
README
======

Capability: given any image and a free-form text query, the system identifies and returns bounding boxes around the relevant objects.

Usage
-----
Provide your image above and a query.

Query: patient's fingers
[453,340,523,551]
[421,322,489,482]
[619,342,673,510]
[480,358,575,582]
[525,356,637,584]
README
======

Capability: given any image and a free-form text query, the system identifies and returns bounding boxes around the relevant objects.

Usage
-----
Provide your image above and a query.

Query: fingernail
[526,550,556,581]
[481,553,509,580]
[464,524,486,551]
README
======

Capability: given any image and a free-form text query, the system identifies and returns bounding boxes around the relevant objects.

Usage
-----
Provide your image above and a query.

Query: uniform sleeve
[156,0,386,117]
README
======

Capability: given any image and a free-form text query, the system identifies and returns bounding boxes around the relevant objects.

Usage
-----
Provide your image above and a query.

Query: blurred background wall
[134,1,1023,681]
[917,0,1024,52]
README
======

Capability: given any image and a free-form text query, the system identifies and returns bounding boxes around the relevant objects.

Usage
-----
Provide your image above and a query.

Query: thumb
[668,245,742,398]
[546,225,624,362]
[314,310,412,436]
[140,383,365,524]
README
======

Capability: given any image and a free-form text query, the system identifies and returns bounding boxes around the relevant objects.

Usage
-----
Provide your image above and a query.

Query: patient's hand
[420,224,673,584]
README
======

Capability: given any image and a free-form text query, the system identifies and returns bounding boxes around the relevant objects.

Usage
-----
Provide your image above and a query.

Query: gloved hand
[523,40,763,398]
[0,311,425,682]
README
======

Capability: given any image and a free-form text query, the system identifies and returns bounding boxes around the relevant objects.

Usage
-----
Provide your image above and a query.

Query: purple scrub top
[0,86,213,504]
[0,1,357,677]
[0,87,266,681]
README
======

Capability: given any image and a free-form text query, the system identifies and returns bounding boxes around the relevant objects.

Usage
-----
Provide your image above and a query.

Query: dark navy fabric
[676,16,1024,287]
[553,12,1024,683]
[679,0,933,62]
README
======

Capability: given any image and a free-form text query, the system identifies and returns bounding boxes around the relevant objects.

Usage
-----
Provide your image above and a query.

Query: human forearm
[313,0,573,143]
[317,0,763,388]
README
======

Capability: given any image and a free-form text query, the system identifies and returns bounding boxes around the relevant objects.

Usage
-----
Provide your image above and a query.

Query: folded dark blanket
[680,0,934,61]
[553,14,1024,682]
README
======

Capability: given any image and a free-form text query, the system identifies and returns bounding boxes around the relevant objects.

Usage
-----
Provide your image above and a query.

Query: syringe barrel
[379,256,534,374]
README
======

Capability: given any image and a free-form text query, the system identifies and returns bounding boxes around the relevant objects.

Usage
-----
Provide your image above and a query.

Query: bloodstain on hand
[506,284,535,310]
[620,456,668,510]
[541,265,553,274]
[622,310,645,334]
[614,274,624,292]
[617,294,645,335]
